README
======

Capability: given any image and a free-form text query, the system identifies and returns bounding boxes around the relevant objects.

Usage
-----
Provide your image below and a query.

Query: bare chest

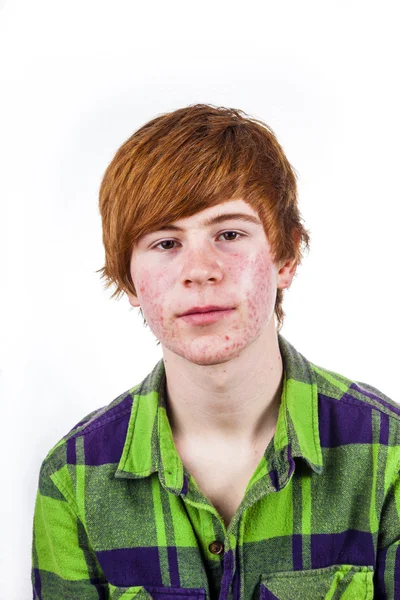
[175,437,272,528]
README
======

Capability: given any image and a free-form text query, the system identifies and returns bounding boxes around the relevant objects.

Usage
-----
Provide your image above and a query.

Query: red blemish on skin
[132,248,276,367]
[129,200,281,366]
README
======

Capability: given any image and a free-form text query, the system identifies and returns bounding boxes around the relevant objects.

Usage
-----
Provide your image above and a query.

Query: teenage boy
[32,104,400,599]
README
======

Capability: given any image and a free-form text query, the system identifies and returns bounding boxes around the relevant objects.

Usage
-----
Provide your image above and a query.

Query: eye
[152,231,243,251]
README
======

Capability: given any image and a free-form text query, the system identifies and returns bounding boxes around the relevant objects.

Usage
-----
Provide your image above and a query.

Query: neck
[162,324,283,448]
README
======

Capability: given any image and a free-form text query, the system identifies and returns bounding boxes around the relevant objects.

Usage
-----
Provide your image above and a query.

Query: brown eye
[220,231,241,241]
[152,231,243,251]
[159,240,176,250]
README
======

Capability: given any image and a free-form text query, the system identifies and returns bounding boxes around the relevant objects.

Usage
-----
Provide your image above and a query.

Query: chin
[190,355,235,366]
[177,342,244,366]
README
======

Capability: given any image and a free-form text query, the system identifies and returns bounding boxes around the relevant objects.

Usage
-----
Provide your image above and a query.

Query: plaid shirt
[31,334,400,599]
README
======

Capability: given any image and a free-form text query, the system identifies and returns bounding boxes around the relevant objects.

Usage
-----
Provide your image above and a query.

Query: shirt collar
[115,334,323,490]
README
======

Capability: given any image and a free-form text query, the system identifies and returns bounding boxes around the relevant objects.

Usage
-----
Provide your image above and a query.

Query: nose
[179,245,224,286]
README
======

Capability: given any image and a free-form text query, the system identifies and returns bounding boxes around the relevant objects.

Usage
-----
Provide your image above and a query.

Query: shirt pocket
[259,564,374,599]
[109,584,207,600]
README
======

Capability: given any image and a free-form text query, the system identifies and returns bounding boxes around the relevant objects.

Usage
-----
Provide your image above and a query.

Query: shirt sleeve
[31,460,108,599]
[374,464,400,598]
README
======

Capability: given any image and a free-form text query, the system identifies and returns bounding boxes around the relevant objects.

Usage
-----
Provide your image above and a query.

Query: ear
[127,291,140,308]
[277,257,297,290]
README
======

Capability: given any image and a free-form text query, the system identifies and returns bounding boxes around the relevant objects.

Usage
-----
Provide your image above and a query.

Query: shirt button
[209,541,224,555]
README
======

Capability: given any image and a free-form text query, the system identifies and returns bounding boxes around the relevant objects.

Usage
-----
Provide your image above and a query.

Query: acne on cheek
[245,255,277,327]
[134,251,276,342]
[134,267,171,333]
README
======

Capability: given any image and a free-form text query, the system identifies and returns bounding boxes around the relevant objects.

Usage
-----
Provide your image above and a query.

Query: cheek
[133,267,170,320]
[132,251,277,334]
[240,253,277,317]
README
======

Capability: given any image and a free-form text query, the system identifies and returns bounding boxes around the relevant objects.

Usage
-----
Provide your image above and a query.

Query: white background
[1,0,399,597]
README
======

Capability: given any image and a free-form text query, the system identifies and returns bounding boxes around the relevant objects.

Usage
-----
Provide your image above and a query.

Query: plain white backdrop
[1,0,399,597]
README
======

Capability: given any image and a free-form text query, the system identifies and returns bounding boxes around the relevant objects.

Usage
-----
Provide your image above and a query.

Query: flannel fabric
[31,334,400,599]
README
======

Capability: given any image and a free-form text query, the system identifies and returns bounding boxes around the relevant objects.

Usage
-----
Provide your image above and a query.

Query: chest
[84,444,379,597]
[174,437,271,528]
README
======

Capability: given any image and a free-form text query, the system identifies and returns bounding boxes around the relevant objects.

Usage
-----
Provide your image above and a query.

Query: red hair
[98,104,310,332]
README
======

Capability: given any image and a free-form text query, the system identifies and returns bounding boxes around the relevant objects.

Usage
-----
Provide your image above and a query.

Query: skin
[127,198,297,460]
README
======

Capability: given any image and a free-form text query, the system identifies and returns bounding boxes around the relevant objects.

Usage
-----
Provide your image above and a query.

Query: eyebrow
[155,212,263,233]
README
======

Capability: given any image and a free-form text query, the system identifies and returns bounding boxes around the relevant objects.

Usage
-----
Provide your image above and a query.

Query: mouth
[178,308,235,326]
[179,305,233,317]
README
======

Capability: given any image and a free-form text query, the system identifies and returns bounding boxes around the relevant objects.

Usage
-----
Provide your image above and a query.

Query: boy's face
[128,199,296,365]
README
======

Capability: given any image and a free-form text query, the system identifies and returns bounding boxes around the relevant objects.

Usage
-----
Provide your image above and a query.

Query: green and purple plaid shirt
[31,334,400,599]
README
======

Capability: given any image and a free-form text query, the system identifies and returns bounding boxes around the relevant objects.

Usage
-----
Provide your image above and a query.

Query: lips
[179,305,232,316]
[179,308,235,326]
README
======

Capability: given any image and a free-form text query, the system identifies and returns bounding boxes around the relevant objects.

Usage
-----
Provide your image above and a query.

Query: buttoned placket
[174,448,297,600]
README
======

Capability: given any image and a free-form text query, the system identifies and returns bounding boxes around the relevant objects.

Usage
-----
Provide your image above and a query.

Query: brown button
[209,541,224,555]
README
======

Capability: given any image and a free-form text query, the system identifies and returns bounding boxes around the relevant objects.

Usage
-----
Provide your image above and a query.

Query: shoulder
[309,360,400,457]
[311,360,399,419]
[39,382,140,477]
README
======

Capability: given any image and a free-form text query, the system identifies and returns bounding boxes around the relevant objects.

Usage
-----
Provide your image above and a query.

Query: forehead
[145,199,263,235]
